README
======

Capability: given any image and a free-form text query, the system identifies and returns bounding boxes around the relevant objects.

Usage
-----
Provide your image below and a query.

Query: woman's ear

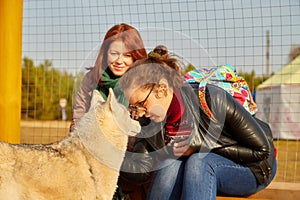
[155,78,169,98]
[158,78,169,88]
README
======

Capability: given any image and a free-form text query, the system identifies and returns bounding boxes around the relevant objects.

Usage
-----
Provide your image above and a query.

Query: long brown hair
[92,23,147,85]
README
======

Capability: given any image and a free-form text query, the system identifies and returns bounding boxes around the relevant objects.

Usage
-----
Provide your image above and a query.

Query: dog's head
[74,88,141,170]
[91,88,141,137]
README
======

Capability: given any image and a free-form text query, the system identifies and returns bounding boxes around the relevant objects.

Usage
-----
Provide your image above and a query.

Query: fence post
[0,0,23,143]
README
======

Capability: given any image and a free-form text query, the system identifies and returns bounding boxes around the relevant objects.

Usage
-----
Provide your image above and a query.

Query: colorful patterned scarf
[184,64,257,119]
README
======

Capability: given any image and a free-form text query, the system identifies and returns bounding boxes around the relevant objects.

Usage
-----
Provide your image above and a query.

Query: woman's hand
[129,105,147,121]
[172,139,198,157]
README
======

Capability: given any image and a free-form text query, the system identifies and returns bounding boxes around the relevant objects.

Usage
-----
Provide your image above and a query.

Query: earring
[155,88,168,98]
[164,89,167,97]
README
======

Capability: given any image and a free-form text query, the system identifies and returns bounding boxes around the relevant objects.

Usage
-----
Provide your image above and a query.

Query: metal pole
[0,0,23,143]
[266,30,270,76]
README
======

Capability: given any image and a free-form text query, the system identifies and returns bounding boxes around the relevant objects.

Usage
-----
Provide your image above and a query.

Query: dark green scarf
[96,68,129,107]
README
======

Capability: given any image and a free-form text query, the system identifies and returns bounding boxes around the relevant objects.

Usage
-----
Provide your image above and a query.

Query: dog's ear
[106,88,120,113]
[91,89,105,108]
[107,88,141,136]
[107,88,128,117]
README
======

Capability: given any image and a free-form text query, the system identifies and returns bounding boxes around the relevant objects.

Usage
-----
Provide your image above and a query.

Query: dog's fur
[0,89,141,200]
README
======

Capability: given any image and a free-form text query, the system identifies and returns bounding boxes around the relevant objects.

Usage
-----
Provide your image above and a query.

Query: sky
[22,0,300,75]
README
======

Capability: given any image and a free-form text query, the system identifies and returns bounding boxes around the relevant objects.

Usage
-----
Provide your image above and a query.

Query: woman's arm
[119,138,154,185]
[70,70,95,131]
[206,84,271,163]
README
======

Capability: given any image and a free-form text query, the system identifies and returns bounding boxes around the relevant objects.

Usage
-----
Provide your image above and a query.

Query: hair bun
[148,45,169,60]
[153,45,168,57]
[148,51,162,59]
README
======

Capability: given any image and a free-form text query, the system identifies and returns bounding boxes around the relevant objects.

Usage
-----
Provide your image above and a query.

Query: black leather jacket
[120,83,275,186]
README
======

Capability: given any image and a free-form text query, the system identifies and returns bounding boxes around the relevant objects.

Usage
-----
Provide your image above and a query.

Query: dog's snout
[129,119,141,136]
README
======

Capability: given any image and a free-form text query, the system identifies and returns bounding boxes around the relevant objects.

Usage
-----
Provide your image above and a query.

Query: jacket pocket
[248,158,272,185]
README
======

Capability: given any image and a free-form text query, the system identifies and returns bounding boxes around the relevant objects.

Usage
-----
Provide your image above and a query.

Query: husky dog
[0,88,141,200]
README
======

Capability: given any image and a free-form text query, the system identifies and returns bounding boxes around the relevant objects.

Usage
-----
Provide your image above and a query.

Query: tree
[238,70,270,91]
[289,45,300,62]
[22,57,75,120]
[182,63,196,75]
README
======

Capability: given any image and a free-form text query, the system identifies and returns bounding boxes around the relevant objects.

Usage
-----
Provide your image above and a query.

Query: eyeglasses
[129,84,155,112]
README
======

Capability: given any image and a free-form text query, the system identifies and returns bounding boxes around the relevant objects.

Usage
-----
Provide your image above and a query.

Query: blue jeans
[147,152,277,200]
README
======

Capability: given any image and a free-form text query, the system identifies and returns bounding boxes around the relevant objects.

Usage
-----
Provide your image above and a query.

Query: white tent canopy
[256,56,300,139]
[257,56,300,90]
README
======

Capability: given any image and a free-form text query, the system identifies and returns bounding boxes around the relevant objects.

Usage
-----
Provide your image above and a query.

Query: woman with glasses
[119,46,277,200]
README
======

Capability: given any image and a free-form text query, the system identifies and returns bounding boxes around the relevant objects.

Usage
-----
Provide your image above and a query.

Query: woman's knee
[186,152,216,173]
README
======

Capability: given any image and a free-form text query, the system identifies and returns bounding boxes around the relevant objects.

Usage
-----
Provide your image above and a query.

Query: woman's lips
[113,65,124,70]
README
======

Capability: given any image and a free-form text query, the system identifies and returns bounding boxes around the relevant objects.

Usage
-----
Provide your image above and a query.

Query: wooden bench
[216,182,300,200]
[122,181,300,199]
[217,197,270,200]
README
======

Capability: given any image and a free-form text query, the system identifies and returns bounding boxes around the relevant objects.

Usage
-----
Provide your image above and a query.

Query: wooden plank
[249,182,300,200]
[217,182,300,200]
[217,197,270,200]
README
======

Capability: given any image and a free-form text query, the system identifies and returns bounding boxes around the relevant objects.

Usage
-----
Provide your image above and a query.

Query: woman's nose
[115,54,124,63]
[144,111,150,118]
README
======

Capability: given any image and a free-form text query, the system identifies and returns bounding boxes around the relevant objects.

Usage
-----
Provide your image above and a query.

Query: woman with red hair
[70,23,147,199]
[71,23,147,129]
